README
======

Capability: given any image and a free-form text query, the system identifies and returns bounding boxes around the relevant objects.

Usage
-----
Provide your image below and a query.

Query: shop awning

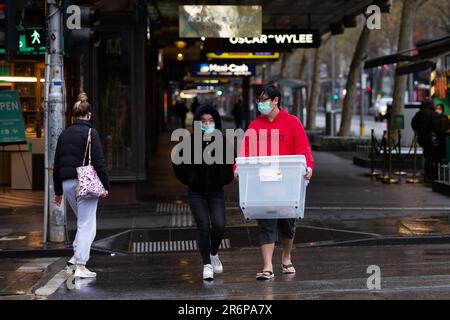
[364,35,450,70]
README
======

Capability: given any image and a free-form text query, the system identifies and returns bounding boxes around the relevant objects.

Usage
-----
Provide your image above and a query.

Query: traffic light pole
[360,60,365,138]
[44,0,66,243]
[331,36,336,111]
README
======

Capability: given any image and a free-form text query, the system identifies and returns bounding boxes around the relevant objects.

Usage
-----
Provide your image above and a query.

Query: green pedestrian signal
[31,30,41,44]
[25,29,45,49]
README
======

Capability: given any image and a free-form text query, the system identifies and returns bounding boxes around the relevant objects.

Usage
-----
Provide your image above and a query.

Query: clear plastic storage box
[236,155,309,220]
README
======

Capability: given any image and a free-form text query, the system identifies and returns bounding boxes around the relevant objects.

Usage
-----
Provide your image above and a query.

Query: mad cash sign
[193,63,256,76]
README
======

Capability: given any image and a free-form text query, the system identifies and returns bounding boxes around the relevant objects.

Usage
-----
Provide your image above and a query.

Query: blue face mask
[201,123,215,134]
[258,100,273,115]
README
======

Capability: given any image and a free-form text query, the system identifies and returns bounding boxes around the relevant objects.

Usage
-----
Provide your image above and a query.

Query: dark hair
[258,84,281,106]
[421,97,434,110]
[73,101,92,118]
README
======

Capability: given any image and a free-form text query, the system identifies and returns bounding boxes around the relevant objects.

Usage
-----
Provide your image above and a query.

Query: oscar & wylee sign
[204,30,320,52]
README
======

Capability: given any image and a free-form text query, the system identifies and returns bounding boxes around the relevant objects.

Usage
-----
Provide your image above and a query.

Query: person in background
[411,98,440,183]
[174,99,189,129]
[191,97,200,115]
[231,99,245,129]
[53,93,109,279]
[433,103,450,163]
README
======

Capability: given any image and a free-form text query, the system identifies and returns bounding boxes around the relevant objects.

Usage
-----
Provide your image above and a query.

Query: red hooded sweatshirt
[234,108,314,172]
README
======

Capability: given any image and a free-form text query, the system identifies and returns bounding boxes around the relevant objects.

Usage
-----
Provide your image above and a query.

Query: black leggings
[188,189,226,265]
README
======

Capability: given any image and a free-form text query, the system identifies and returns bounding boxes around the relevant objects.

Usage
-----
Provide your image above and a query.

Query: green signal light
[31,30,41,44]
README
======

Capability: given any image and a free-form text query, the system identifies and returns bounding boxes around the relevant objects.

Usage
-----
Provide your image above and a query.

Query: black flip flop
[256,270,274,280]
[281,263,296,274]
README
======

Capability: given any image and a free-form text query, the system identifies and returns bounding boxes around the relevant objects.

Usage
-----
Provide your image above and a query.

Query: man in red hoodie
[235,84,314,280]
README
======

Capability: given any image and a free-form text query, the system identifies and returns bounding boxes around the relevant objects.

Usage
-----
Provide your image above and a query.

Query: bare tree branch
[417,0,428,8]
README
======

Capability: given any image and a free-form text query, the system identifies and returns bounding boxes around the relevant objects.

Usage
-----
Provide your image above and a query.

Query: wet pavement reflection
[45,244,450,300]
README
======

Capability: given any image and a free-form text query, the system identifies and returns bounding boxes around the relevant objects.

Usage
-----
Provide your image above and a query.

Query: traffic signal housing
[63,1,100,52]
[0,0,19,61]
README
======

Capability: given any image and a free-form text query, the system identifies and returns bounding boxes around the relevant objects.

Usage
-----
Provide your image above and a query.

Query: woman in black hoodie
[173,105,234,281]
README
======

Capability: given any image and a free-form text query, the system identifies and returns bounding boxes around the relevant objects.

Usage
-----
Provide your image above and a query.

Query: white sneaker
[66,257,77,274]
[74,266,97,279]
[68,257,76,265]
[210,254,223,274]
[203,264,214,281]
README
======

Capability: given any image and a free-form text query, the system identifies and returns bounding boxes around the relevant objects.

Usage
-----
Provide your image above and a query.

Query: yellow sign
[207,52,279,59]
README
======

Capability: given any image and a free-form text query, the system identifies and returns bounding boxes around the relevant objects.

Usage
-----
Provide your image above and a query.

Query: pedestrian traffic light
[22,4,45,29]
[63,1,100,51]
[0,0,19,61]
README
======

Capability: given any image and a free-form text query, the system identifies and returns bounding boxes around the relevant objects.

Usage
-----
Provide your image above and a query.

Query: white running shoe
[74,266,97,279]
[66,257,77,274]
[210,254,223,274]
[203,264,214,281]
[68,257,76,265]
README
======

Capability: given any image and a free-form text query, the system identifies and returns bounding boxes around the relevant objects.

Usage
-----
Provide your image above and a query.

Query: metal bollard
[367,129,380,177]
[407,133,420,184]
[442,163,449,184]
[447,163,450,184]
[377,131,388,181]
[438,163,442,182]
[383,129,399,184]
[394,130,407,176]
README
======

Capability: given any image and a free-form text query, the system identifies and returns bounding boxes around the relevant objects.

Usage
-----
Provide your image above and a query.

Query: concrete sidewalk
[1,130,450,300]
[1,148,449,253]
[29,243,450,300]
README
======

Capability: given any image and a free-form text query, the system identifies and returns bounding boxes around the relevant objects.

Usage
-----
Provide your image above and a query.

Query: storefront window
[98,31,132,175]
[0,60,44,138]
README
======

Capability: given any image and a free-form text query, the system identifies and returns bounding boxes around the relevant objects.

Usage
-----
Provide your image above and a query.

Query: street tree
[338,19,371,136]
[306,47,321,130]
[389,0,420,137]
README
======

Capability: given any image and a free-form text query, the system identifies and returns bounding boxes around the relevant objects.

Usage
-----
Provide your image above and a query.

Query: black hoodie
[172,105,235,193]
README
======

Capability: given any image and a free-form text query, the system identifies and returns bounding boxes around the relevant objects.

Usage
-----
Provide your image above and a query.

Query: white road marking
[34,269,69,297]
[226,206,450,211]
[17,258,59,273]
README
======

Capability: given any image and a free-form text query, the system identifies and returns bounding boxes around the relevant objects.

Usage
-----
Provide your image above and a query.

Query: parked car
[371,97,392,122]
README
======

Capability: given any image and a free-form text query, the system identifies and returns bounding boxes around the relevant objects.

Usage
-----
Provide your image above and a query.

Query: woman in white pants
[53,95,109,278]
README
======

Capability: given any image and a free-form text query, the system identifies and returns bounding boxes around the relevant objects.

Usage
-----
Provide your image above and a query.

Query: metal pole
[377,131,388,181]
[366,129,380,177]
[407,133,420,183]
[331,36,336,110]
[45,0,66,243]
[43,51,51,244]
[394,129,407,176]
[383,120,399,184]
[360,61,365,138]
[408,29,414,102]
